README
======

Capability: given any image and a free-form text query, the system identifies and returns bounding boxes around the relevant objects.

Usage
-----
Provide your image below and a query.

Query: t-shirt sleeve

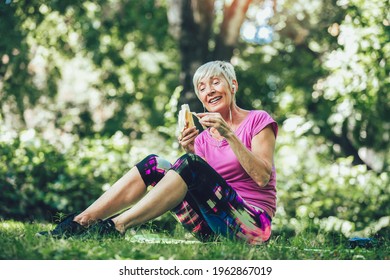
[252,111,278,138]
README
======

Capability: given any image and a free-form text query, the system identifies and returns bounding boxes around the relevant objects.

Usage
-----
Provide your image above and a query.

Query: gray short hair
[193,61,237,96]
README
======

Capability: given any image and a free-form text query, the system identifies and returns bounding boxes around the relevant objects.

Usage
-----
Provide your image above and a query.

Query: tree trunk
[167,0,253,112]
[214,0,252,60]
[167,0,215,112]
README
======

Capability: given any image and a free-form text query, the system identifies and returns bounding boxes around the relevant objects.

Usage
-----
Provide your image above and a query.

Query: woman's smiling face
[197,75,234,112]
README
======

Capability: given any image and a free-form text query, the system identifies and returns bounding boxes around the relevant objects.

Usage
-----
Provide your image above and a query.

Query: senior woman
[38,61,278,245]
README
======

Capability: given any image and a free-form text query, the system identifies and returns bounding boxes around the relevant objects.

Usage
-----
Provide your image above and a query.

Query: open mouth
[209,96,222,104]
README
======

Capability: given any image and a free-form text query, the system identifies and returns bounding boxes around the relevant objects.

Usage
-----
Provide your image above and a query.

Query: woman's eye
[213,80,220,85]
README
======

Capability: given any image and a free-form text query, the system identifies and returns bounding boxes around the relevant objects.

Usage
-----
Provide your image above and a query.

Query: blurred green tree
[1,0,180,138]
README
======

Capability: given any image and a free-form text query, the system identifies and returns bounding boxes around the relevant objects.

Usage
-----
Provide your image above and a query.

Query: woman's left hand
[197,113,234,138]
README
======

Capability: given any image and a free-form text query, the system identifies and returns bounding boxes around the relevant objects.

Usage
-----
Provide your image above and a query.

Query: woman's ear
[232,80,238,93]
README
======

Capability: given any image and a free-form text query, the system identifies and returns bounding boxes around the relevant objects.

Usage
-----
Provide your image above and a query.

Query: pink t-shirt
[194,110,278,217]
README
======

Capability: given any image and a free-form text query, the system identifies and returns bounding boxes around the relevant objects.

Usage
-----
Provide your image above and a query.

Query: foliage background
[0,0,389,239]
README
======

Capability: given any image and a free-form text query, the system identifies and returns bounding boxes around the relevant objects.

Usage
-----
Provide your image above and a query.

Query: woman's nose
[206,85,215,95]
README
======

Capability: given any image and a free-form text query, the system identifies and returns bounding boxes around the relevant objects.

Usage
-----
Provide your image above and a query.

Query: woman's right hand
[178,125,199,153]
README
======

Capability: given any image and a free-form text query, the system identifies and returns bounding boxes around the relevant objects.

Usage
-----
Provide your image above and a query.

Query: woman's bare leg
[112,170,187,234]
[74,167,147,226]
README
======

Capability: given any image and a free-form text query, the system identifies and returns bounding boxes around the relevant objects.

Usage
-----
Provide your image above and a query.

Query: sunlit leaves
[311,0,389,169]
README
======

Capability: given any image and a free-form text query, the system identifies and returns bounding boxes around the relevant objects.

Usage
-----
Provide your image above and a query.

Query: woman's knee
[174,153,204,168]
[135,154,172,186]
[171,153,208,187]
[139,154,158,163]
[137,154,172,170]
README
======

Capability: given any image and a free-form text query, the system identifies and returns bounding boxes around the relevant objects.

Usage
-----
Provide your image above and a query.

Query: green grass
[0,220,388,260]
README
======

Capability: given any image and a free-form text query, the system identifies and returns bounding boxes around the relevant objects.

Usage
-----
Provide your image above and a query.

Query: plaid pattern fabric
[136,154,272,244]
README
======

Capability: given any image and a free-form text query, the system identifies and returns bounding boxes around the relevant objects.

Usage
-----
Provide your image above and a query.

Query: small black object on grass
[348,237,376,249]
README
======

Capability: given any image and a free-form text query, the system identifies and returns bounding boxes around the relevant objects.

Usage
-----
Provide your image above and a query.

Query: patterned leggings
[135,154,272,244]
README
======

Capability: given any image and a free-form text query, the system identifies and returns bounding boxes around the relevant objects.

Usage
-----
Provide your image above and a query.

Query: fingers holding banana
[178,125,198,142]
[177,110,233,152]
[178,125,198,153]
[197,113,232,137]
